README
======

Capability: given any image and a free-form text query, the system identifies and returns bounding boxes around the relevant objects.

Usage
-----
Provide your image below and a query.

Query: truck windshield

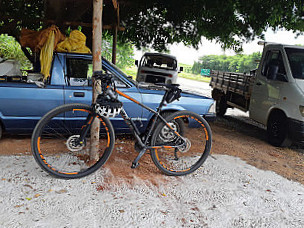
[285,48,304,80]
[142,55,177,70]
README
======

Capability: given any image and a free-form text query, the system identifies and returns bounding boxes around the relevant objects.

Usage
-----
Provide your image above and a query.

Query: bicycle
[31,72,212,179]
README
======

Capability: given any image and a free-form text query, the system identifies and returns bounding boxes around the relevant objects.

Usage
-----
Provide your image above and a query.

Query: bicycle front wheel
[31,103,115,179]
[150,110,212,176]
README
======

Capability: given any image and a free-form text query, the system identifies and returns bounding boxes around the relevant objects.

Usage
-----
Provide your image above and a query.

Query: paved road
[177,77,212,97]
[177,77,249,117]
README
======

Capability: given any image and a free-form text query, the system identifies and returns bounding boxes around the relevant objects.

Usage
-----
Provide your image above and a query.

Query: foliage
[102,31,135,69]
[192,52,262,74]
[0,0,44,38]
[1,1,304,54]
[0,34,32,70]
[120,0,304,51]
[179,63,192,73]
[122,66,137,79]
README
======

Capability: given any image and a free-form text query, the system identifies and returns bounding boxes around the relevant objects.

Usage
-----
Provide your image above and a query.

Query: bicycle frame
[78,87,184,168]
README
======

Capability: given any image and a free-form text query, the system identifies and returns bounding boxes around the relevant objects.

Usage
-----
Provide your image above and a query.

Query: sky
[134,29,304,65]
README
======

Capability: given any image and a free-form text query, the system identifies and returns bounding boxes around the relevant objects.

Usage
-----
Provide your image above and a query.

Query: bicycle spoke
[32,104,115,179]
[151,111,212,175]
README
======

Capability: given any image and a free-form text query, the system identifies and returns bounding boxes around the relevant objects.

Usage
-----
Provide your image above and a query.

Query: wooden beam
[43,19,125,30]
[112,0,118,9]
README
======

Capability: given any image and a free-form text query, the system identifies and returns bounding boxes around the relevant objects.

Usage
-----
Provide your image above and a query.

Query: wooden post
[90,0,103,161]
[112,0,119,65]
[112,25,117,64]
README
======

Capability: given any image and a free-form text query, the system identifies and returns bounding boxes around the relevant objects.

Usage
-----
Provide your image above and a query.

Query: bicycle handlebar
[93,71,113,83]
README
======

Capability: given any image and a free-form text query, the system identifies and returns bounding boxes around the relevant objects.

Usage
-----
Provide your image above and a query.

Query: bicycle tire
[150,110,212,176]
[31,103,115,179]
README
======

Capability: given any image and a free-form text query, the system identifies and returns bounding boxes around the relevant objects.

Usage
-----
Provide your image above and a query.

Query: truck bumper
[287,118,304,144]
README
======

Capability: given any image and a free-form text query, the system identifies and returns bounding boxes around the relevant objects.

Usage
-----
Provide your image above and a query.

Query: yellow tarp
[20,25,65,80]
[56,30,91,54]
[20,26,91,80]
[20,25,65,53]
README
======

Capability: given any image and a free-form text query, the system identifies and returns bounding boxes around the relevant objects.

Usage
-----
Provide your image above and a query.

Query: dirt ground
[0,115,303,186]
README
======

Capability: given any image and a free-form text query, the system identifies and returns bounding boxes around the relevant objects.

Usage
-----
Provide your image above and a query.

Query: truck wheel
[216,96,227,117]
[267,113,291,147]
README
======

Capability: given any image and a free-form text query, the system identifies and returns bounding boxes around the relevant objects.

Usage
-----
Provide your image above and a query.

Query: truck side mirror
[179,66,183,72]
[135,60,138,66]
[266,65,279,80]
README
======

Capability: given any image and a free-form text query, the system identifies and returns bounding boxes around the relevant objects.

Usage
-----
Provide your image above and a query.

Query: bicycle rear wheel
[31,103,115,179]
[150,110,212,176]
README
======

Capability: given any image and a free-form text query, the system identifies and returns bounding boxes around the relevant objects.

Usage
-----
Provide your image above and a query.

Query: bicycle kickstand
[131,148,147,168]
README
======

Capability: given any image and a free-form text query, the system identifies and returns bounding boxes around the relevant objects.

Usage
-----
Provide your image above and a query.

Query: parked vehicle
[0,52,215,139]
[135,52,183,84]
[210,42,304,147]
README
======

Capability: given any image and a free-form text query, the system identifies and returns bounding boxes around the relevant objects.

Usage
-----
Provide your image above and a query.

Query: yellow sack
[56,30,91,54]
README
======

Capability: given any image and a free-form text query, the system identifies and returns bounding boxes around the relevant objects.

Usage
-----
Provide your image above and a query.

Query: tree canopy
[191,52,262,74]
[1,0,304,52]
[122,0,304,51]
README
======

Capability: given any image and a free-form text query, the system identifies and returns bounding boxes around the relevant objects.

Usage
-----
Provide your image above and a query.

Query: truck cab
[210,43,304,146]
[0,52,215,139]
[249,43,304,146]
[135,52,183,84]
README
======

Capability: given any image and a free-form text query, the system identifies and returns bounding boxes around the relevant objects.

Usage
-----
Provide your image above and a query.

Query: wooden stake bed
[210,70,255,100]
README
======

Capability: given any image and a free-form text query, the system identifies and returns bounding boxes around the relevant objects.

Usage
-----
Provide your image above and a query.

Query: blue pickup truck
[0,52,215,138]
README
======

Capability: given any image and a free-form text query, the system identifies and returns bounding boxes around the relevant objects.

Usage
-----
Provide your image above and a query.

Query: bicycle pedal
[131,162,139,169]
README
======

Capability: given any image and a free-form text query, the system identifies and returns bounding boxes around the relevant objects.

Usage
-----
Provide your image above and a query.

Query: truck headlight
[208,102,216,114]
[300,105,304,117]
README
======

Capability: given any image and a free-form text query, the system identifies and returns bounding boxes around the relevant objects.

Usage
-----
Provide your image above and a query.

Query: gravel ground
[0,154,303,228]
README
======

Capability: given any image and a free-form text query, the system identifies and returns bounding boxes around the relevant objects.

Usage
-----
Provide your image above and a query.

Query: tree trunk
[90,0,103,161]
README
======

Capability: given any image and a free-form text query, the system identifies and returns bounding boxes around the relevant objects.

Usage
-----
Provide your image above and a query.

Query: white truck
[210,42,304,147]
[135,52,183,84]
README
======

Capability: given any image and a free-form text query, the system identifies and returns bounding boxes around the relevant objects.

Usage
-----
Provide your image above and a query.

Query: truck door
[0,83,64,133]
[249,50,287,124]
[63,56,92,106]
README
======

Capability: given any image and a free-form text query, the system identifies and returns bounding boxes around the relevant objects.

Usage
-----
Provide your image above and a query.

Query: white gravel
[0,154,303,228]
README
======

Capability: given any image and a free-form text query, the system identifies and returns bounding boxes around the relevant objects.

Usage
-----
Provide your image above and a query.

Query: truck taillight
[140,70,146,74]
[168,74,173,78]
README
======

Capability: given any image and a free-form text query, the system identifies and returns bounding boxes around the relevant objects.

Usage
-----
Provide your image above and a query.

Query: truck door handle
[73,92,85,97]
[256,82,262,86]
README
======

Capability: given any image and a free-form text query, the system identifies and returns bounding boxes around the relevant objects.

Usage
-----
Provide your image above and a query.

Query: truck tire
[216,96,227,117]
[267,112,291,147]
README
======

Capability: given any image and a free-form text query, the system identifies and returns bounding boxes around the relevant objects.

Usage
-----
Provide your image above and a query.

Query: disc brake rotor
[66,135,85,152]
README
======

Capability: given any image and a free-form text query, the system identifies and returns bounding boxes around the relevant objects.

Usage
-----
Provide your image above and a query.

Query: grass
[179,72,211,83]
[123,67,137,79]
[122,66,211,83]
